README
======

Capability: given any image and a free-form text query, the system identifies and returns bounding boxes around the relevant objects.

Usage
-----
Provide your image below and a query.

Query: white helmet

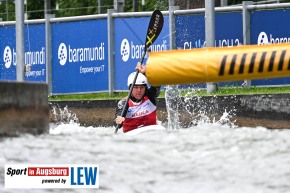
[127,72,148,88]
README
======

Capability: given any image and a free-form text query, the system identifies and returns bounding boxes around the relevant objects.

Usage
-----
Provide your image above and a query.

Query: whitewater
[1,120,290,193]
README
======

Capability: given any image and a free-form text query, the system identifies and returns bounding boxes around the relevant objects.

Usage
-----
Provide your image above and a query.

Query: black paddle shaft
[114,10,164,134]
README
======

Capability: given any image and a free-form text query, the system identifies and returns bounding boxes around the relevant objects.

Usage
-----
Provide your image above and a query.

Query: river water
[1,120,290,193]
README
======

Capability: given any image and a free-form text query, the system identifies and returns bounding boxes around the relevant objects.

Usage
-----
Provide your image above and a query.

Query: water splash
[165,86,237,129]
[165,85,181,130]
[51,106,79,124]
[214,109,236,128]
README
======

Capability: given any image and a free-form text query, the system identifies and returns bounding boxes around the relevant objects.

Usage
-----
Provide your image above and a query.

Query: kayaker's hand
[135,62,146,74]
[116,116,125,124]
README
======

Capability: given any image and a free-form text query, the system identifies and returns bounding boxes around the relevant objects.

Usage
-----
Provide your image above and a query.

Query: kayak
[123,124,166,136]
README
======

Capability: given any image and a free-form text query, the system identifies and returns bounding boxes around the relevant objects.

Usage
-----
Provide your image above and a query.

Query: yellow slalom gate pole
[146,43,290,86]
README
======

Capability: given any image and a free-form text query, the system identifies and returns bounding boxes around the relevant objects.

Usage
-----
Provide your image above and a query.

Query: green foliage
[0,0,113,21]
[26,0,46,19]
[48,86,290,101]
[124,0,168,12]
[182,86,290,96]
[0,1,15,21]
[146,0,168,11]
[1,0,290,21]
[48,90,165,101]
[49,92,128,101]
[55,0,102,17]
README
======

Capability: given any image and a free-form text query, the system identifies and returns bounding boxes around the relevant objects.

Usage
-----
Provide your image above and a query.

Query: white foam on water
[1,122,290,193]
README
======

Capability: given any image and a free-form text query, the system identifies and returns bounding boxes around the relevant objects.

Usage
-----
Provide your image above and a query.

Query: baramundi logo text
[120,38,167,62]
[58,42,105,65]
[2,46,46,78]
[257,31,290,45]
[2,46,45,68]
[58,42,106,75]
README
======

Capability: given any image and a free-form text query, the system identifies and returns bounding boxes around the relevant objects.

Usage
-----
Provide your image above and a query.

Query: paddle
[114,10,164,134]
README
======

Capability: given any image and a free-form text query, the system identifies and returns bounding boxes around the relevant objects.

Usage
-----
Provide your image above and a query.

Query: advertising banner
[1,8,290,91]
[0,25,16,80]
[176,12,242,49]
[175,12,243,88]
[114,16,169,91]
[24,24,46,82]
[251,9,290,86]
[0,24,45,81]
[52,19,108,94]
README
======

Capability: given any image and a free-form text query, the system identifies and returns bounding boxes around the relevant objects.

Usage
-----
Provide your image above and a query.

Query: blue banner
[114,16,169,91]
[251,9,290,86]
[176,12,242,49]
[52,19,108,94]
[24,24,46,82]
[175,12,243,87]
[0,25,16,80]
[1,8,290,92]
[0,24,45,81]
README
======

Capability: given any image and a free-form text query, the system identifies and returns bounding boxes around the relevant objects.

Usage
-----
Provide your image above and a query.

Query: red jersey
[122,96,157,133]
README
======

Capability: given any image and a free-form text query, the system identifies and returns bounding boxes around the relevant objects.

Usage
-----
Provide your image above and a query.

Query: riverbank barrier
[49,93,290,129]
[0,82,49,136]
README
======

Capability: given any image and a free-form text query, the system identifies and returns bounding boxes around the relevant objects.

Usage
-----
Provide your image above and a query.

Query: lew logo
[3,46,12,68]
[5,164,99,189]
[257,31,290,45]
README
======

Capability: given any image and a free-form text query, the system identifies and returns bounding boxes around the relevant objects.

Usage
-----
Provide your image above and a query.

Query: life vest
[123,96,157,133]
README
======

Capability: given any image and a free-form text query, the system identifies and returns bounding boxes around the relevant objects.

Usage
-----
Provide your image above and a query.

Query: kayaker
[115,62,160,133]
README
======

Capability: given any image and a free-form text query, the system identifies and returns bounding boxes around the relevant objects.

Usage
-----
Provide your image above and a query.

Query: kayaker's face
[132,85,146,100]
